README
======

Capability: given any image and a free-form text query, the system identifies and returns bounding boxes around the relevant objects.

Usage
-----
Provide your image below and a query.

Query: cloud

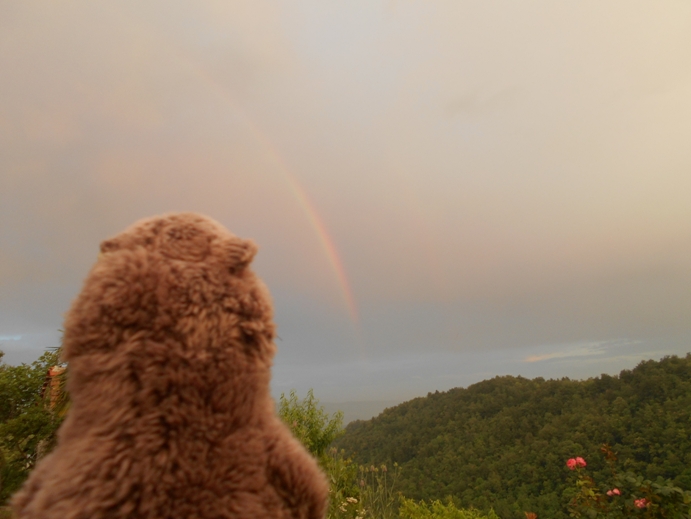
[523,338,653,367]
[1,0,691,399]
[524,341,613,363]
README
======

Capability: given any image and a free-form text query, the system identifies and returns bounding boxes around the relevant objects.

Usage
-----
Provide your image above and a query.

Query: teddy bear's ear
[218,237,257,273]
[100,238,121,254]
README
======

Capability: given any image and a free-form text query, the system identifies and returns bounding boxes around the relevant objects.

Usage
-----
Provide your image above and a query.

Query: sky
[1,1,691,412]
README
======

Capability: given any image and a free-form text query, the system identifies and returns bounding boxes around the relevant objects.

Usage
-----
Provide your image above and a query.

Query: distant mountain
[334,353,691,519]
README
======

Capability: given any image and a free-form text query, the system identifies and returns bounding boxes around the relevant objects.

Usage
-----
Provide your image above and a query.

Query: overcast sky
[1,1,690,406]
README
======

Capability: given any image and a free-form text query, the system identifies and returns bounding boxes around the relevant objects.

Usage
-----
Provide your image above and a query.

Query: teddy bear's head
[61,213,277,410]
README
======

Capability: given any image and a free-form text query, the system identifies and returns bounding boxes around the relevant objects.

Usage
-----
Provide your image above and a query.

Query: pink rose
[575,457,586,467]
[566,458,577,470]
[634,498,648,509]
[606,488,621,497]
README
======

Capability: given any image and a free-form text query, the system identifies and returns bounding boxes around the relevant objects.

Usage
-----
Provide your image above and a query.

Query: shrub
[399,497,500,519]
[565,445,691,518]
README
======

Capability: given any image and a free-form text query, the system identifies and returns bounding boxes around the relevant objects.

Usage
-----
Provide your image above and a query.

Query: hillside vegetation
[335,354,691,518]
[3,349,691,517]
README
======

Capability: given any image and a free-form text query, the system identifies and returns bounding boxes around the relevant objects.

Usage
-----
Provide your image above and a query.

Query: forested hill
[334,354,691,519]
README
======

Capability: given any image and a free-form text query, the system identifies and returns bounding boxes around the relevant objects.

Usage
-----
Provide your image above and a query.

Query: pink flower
[634,498,648,509]
[566,457,586,470]
[606,488,621,497]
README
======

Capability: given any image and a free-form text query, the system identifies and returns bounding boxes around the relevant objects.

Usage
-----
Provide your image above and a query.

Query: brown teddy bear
[11,213,329,519]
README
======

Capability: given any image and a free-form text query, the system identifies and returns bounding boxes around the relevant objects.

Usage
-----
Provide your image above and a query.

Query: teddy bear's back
[13,416,326,519]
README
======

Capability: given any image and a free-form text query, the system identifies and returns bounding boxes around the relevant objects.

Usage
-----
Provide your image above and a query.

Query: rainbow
[179,59,359,327]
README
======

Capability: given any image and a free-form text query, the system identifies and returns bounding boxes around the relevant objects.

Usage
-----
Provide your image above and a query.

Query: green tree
[0,349,63,505]
[278,390,366,519]
[278,389,344,460]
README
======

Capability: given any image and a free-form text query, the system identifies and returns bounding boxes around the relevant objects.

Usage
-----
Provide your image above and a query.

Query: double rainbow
[182,60,359,327]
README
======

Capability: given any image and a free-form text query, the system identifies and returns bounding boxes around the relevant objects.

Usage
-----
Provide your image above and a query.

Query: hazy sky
[2,1,690,405]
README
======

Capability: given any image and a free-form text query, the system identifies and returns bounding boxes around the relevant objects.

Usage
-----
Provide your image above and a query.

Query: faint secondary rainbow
[180,59,359,327]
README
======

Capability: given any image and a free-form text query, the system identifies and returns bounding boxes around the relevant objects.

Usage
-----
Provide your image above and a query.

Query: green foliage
[399,498,500,519]
[279,389,345,460]
[358,463,402,519]
[278,390,361,519]
[0,349,64,504]
[323,448,363,519]
[278,390,405,519]
[336,354,691,519]
[566,446,691,518]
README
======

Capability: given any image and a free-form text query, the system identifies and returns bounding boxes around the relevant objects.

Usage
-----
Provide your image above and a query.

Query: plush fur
[11,213,329,519]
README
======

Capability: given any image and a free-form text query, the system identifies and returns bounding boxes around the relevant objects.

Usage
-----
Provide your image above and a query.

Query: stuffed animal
[11,213,329,519]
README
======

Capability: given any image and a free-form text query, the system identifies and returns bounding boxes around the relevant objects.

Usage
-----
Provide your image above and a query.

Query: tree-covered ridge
[335,354,691,519]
